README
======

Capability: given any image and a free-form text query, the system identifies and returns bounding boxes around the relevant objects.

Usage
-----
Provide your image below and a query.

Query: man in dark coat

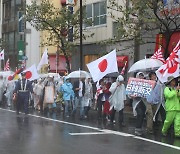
[14,72,33,115]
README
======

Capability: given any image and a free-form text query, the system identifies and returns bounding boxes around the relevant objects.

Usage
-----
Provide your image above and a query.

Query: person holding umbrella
[162,76,180,137]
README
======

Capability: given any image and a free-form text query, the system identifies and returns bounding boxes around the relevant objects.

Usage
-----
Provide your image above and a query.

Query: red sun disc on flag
[8,76,13,81]
[98,59,108,72]
[25,71,32,79]
[168,64,178,74]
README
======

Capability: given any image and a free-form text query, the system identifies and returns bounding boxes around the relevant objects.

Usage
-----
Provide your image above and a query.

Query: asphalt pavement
[0,106,180,154]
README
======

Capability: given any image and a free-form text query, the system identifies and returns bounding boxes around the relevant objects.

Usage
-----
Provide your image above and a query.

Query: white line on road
[69,132,111,136]
[1,108,180,151]
[102,129,134,137]
[134,136,180,150]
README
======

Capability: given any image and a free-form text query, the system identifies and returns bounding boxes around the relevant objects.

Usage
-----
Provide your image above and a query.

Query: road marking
[1,108,180,150]
[69,132,111,136]
[102,129,134,137]
[134,136,180,150]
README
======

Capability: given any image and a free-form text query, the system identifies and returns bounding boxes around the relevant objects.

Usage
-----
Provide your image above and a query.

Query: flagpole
[80,0,83,70]
[3,59,5,71]
[0,60,2,71]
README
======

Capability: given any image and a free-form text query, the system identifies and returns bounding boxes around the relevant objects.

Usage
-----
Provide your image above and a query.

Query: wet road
[0,108,180,154]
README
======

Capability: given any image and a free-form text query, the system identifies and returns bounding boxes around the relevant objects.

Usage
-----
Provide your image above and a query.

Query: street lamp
[80,0,83,70]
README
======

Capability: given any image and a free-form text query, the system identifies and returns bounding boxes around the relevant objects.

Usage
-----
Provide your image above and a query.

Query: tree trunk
[134,36,140,62]
[59,42,71,74]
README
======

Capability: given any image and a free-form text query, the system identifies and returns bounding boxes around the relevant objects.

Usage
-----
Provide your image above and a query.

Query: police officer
[14,72,33,115]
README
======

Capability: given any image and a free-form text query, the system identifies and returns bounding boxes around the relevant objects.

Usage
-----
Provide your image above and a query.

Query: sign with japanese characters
[126,77,156,98]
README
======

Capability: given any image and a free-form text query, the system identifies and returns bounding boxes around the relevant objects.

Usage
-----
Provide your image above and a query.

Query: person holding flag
[4,59,10,71]
[109,75,127,127]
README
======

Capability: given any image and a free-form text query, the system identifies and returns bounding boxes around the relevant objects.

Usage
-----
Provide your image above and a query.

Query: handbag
[12,93,17,102]
[44,86,55,104]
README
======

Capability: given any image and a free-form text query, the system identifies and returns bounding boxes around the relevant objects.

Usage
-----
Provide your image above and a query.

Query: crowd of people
[0,71,179,137]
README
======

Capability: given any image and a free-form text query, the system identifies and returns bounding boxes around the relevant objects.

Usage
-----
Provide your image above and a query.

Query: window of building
[85,4,93,27]
[94,1,106,26]
[16,0,22,5]
[3,1,11,20]
[84,54,99,71]
[9,32,15,51]
[10,0,15,21]
[85,1,107,27]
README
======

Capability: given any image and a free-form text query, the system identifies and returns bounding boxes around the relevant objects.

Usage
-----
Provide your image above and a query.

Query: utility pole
[80,0,83,70]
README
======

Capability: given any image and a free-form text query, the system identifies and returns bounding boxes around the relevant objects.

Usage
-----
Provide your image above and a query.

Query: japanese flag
[0,49,4,60]
[23,64,39,81]
[37,48,49,71]
[87,49,118,82]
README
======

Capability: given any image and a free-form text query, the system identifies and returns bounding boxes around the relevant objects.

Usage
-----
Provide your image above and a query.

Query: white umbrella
[67,70,91,78]
[128,59,164,73]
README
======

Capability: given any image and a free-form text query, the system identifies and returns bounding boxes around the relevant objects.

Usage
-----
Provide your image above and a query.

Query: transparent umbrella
[128,59,163,73]
[66,70,91,78]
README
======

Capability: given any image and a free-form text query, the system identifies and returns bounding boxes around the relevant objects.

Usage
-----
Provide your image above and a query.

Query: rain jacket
[164,87,180,111]
[162,87,180,137]
[59,78,74,101]
[109,81,126,112]
[0,79,5,101]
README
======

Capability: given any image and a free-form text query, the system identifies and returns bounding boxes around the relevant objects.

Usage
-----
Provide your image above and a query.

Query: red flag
[120,61,127,75]
[151,48,165,63]
[156,41,180,83]
[4,59,10,71]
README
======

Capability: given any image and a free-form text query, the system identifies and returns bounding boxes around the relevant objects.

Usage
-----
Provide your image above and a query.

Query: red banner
[155,31,180,54]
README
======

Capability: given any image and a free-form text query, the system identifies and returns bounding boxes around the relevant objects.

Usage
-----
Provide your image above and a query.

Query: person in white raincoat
[33,78,44,110]
[0,75,5,105]
[5,80,15,107]
[109,75,126,126]
[84,77,93,118]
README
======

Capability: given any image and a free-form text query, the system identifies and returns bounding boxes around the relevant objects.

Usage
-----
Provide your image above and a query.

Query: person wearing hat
[109,75,127,127]
[14,72,33,115]
[162,76,180,137]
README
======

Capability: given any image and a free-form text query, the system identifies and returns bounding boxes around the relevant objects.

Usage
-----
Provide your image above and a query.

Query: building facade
[1,0,46,71]
[71,0,157,74]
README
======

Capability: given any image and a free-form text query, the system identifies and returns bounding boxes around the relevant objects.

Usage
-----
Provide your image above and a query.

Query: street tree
[108,0,180,60]
[25,0,92,73]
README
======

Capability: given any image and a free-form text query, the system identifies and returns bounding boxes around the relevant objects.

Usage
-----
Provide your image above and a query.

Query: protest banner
[126,77,156,98]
